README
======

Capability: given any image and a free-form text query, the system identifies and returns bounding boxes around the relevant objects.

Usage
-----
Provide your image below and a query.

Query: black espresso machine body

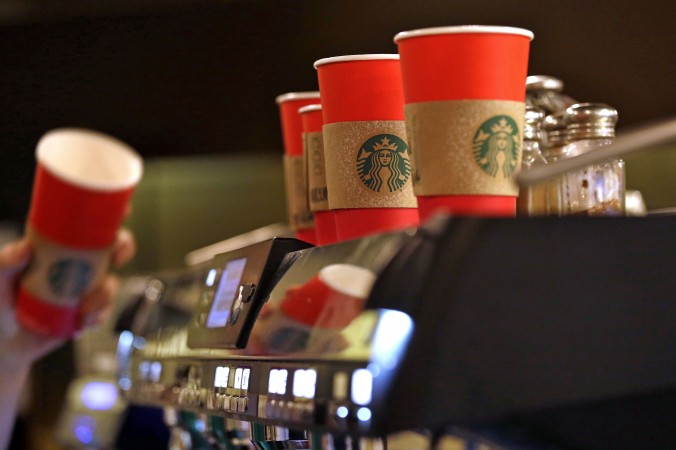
[118,231,418,444]
[118,216,676,449]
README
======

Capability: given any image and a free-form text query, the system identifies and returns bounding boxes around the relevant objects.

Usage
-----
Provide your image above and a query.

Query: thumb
[0,240,31,309]
[0,239,31,277]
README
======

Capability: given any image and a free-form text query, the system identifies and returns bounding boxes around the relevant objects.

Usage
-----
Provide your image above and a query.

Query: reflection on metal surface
[517,116,676,186]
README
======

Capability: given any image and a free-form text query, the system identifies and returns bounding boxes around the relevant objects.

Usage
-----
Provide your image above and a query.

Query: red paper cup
[299,104,337,246]
[276,92,320,244]
[395,26,533,221]
[251,264,375,354]
[17,128,143,337]
[295,228,317,245]
[314,55,419,241]
[281,264,376,328]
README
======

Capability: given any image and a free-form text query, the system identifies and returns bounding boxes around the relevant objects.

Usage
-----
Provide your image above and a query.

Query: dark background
[1,2,674,447]
[0,0,675,222]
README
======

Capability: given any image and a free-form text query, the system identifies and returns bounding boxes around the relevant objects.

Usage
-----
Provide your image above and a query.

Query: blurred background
[0,0,675,271]
[0,0,674,448]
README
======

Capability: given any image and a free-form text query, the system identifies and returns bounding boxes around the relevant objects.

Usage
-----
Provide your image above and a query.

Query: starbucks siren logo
[48,258,92,298]
[356,134,411,193]
[472,115,520,178]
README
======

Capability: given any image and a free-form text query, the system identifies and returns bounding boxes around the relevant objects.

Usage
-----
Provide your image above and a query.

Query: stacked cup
[314,55,419,241]
[276,92,321,244]
[394,26,534,220]
[17,128,143,337]
[299,104,338,245]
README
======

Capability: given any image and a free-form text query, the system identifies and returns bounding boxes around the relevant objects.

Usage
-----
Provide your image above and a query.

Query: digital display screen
[242,368,251,390]
[351,369,373,405]
[293,369,317,399]
[206,258,247,328]
[268,369,288,395]
[234,368,243,389]
[215,366,230,388]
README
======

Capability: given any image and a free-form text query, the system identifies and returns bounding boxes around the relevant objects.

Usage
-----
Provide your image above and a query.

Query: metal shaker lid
[526,75,564,92]
[524,107,545,141]
[526,75,576,114]
[566,103,618,140]
[542,111,568,147]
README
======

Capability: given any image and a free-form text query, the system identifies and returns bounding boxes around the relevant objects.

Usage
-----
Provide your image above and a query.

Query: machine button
[230,304,242,324]
[333,404,350,423]
[199,291,211,306]
[291,402,304,422]
[258,395,268,418]
[240,283,256,303]
[238,396,248,412]
[198,388,208,407]
[230,396,239,411]
[266,399,276,418]
[282,401,293,420]
[333,372,348,401]
[303,402,315,422]
[197,313,207,326]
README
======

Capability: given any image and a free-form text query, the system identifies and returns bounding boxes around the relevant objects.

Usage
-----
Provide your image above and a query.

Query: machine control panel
[127,357,377,434]
[122,231,413,435]
[187,238,312,349]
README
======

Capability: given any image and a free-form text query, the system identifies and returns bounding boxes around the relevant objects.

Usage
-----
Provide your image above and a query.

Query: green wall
[122,152,287,273]
[120,145,675,274]
[625,144,676,211]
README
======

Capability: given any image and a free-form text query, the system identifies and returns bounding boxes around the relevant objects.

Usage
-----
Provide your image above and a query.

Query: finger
[77,275,119,329]
[0,240,32,306]
[15,329,66,364]
[111,228,136,268]
[82,302,115,328]
[0,239,31,273]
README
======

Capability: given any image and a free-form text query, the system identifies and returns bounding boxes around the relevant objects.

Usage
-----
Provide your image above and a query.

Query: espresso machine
[117,215,676,450]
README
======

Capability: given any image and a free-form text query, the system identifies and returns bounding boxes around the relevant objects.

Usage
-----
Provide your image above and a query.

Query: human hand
[0,229,136,369]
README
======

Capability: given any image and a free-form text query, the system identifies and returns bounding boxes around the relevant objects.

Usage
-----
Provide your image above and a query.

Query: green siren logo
[357,134,411,193]
[48,258,92,297]
[472,115,520,178]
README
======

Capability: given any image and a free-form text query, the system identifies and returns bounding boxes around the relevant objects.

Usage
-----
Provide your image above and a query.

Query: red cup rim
[275,91,321,104]
[394,25,534,43]
[313,54,399,70]
[298,104,322,114]
[36,128,143,192]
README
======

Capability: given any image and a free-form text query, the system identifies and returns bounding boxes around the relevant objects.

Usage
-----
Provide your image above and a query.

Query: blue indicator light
[206,269,217,286]
[81,382,118,410]
[357,407,372,422]
[73,415,96,444]
[195,418,206,433]
[75,425,93,444]
[336,406,349,419]
[118,330,133,348]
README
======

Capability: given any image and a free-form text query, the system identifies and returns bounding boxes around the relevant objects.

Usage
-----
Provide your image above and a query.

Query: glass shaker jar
[540,110,570,215]
[526,75,577,114]
[517,107,548,216]
[564,103,625,215]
